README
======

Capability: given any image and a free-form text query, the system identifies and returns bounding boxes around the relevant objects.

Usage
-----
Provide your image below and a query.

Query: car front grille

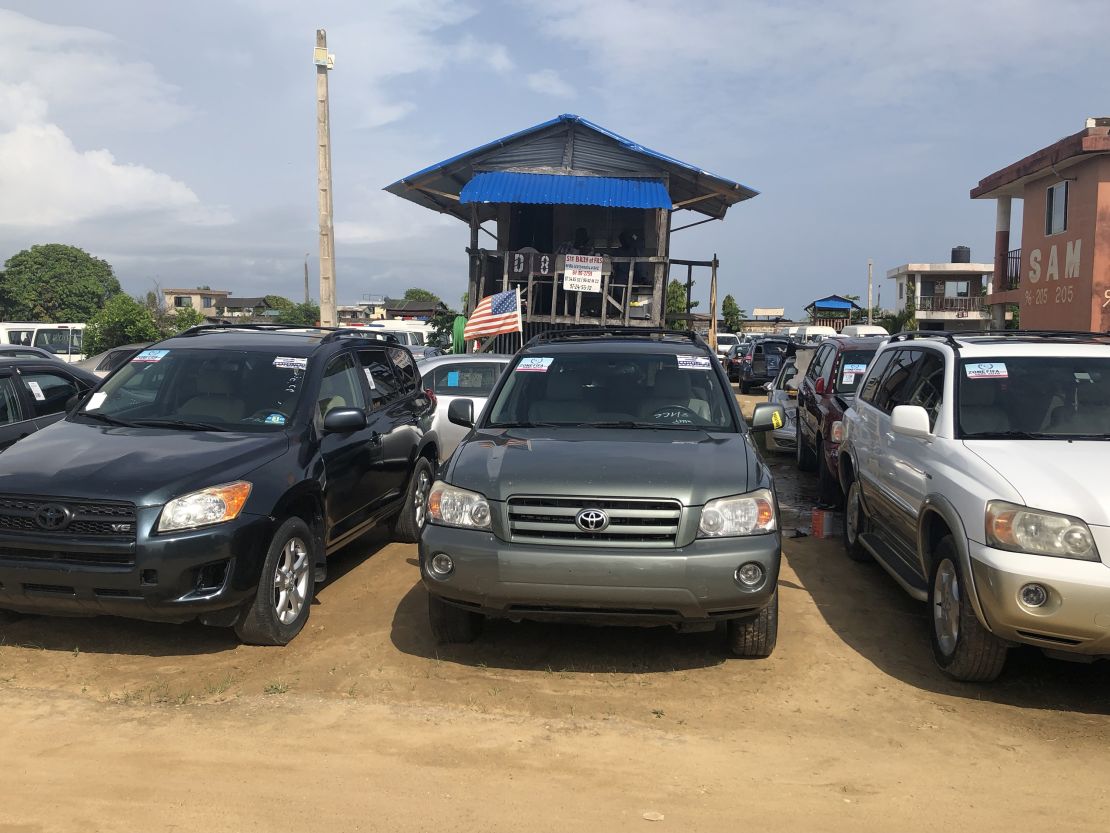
[506,496,682,548]
[0,495,138,541]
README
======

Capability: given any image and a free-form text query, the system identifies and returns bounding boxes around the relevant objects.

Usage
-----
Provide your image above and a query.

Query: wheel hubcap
[273,536,310,625]
[933,559,960,656]
[413,469,430,529]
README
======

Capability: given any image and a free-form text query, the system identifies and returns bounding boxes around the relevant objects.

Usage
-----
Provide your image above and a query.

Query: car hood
[447,428,758,505]
[0,419,290,506]
[964,440,1110,526]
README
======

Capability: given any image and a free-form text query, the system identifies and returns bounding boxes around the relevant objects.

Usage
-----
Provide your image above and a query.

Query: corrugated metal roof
[384,114,758,221]
[460,172,671,209]
[804,295,863,312]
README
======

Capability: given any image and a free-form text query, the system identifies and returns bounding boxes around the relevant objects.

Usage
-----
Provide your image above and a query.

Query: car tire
[727,589,778,658]
[428,592,483,644]
[795,420,817,471]
[738,380,749,394]
[234,517,316,646]
[842,478,871,562]
[928,538,1008,682]
[392,457,434,544]
[817,439,842,507]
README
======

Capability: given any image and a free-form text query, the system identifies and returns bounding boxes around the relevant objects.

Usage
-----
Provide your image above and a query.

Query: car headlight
[427,481,492,530]
[698,488,777,538]
[157,481,252,532]
[985,500,1099,561]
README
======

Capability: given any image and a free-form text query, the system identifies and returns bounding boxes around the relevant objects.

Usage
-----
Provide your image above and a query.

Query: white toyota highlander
[838,331,1110,681]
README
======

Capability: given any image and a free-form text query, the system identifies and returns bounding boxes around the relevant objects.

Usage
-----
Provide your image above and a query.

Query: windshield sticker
[85,391,107,411]
[841,372,857,385]
[843,363,868,373]
[965,362,1008,380]
[516,357,554,373]
[446,370,460,387]
[1075,372,1092,382]
[131,349,169,364]
[26,380,45,401]
[363,367,376,389]
[264,413,286,425]
[273,356,308,371]
[677,354,712,370]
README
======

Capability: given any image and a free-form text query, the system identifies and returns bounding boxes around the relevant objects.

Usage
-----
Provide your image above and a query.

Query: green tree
[403,287,440,303]
[665,279,698,329]
[264,295,295,313]
[0,244,121,322]
[84,294,161,355]
[276,301,320,326]
[721,294,746,332]
[169,306,206,333]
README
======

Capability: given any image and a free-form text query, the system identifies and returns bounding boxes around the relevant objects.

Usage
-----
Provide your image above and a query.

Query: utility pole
[314,30,337,327]
[708,254,719,352]
[304,253,310,304]
[866,258,873,325]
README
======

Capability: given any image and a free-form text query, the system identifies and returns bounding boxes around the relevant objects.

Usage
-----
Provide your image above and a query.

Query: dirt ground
[2,392,1109,832]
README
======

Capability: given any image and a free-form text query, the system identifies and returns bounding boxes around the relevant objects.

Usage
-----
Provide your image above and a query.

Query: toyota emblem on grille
[34,504,73,531]
[575,508,609,533]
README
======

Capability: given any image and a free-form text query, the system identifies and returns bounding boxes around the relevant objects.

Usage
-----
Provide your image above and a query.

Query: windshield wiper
[492,421,570,428]
[583,420,704,431]
[77,411,139,428]
[131,418,227,432]
[963,430,1048,440]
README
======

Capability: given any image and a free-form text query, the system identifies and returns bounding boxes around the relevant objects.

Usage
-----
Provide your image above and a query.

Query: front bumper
[419,524,781,625]
[970,542,1110,656]
[0,509,274,623]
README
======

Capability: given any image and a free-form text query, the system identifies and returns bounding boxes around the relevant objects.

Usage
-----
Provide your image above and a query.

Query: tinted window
[388,347,419,393]
[906,352,945,429]
[359,349,402,410]
[22,371,81,418]
[428,363,505,397]
[763,341,788,357]
[873,349,923,413]
[0,377,23,424]
[318,354,367,419]
[33,328,83,356]
[808,345,830,381]
[859,349,896,405]
[833,349,878,394]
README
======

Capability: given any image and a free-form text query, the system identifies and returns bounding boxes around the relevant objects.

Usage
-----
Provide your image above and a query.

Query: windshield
[33,328,83,355]
[77,348,308,432]
[487,351,738,431]
[959,356,1110,439]
[717,335,738,346]
[834,349,877,394]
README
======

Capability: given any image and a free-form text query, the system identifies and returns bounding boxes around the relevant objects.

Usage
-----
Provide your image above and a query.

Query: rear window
[763,341,789,357]
[427,362,505,397]
[834,349,878,394]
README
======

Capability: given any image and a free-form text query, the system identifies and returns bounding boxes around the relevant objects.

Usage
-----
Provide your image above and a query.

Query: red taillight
[744,354,753,362]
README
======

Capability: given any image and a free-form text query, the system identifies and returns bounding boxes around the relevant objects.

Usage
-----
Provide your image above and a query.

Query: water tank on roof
[951,246,971,263]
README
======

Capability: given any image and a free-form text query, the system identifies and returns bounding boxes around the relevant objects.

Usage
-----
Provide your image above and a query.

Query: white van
[795,325,839,344]
[839,324,889,337]
[0,322,86,362]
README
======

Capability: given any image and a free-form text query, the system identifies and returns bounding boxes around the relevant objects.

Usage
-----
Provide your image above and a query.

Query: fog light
[1019,583,1048,608]
[430,553,454,576]
[735,562,764,588]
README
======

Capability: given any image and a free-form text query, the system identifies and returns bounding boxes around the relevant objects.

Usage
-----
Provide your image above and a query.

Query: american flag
[463,289,522,340]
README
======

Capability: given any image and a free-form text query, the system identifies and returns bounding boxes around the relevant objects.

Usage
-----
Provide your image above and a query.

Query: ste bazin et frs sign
[563,255,604,293]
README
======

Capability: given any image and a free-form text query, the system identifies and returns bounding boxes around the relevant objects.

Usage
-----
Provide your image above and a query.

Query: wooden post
[708,253,719,352]
[501,252,509,292]
[685,263,693,315]
[467,204,479,316]
[624,263,633,325]
[650,209,669,327]
[314,29,337,327]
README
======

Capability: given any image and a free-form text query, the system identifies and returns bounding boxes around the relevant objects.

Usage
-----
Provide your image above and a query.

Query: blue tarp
[805,295,862,313]
[459,172,671,209]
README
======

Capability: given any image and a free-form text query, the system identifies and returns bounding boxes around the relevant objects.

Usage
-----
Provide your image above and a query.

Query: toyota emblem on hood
[35,504,73,531]
[575,508,609,532]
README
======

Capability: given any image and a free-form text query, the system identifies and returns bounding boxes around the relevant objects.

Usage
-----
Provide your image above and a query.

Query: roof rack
[177,323,399,344]
[524,327,706,348]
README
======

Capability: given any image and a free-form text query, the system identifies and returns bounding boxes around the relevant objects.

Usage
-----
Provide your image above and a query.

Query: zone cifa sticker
[965,362,1008,380]
[273,356,308,371]
[676,354,712,370]
[131,349,169,363]
[515,357,554,372]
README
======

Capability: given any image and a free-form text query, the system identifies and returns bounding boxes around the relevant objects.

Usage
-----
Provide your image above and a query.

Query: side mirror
[447,398,474,428]
[322,407,367,433]
[762,382,773,393]
[750,402,786,433]
[814,377,826,395]
[891,405,932,439]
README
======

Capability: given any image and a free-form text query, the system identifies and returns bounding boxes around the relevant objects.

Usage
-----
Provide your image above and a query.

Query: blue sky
[1,0,1108,318]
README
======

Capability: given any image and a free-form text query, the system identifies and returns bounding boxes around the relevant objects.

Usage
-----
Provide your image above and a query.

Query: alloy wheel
[932,558,961,657]
[413,469,431,529]
[273,536,310,625]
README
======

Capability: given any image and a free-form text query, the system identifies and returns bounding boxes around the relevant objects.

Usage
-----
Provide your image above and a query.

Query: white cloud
[525,69,574,98]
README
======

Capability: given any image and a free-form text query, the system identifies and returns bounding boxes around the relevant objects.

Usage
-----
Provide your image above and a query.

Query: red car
[795,336,883,505]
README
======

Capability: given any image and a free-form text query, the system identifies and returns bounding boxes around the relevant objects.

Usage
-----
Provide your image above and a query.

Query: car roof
[825,336,885,350]
[156,326,405,356]
[419,353,512,369]
[883,331,1110,359]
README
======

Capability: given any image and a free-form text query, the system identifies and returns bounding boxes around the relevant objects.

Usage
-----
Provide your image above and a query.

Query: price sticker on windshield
[965,362,1008,380]
[676,354,712,370]
[132,349,169,363]
[26,380,45,401]
[516,357,554,373]
[273,356,308,371]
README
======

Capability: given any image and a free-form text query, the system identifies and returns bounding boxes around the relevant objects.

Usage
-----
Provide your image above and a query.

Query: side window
[860,350,896,405]
[429,363,505,397]
[21,371,81,418]
[807,346,828,381]
[358,349,402,410]
[873,349,923,414]
[387,347,419,394]
[0,377,23,424]
[317,353,366,419]
[754,344,764,357]
[905,352,945,429]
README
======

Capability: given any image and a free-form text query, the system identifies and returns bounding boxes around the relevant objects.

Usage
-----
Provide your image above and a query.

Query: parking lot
[1,389,1108,833]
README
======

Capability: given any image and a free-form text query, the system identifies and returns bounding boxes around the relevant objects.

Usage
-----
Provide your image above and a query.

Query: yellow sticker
[771,410,783,430]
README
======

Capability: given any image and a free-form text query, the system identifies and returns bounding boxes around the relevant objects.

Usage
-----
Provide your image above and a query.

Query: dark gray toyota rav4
[419,329,786,657]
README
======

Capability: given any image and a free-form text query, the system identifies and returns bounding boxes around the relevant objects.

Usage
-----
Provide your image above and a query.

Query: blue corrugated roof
[460,172,671,209]
[805,295,863,312]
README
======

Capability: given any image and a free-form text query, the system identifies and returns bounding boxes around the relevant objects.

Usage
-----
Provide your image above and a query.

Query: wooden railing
[918,295,985,312]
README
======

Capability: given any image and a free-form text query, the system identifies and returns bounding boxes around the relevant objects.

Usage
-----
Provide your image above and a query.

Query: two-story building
[163,288,231,317]
[887,247,996,331]
[972,116,1110,330]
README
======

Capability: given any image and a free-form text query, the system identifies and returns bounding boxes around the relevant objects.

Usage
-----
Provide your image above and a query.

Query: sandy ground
[1,393,1108,832]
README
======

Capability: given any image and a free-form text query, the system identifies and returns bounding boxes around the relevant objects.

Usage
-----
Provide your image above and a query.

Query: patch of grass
[204,673,235,697]
[264,680,290,695]
[651,708,665,719]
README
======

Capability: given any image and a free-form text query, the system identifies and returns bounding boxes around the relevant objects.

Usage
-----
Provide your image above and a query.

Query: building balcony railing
[1006,248,1022,290]
[918,295,985,312]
